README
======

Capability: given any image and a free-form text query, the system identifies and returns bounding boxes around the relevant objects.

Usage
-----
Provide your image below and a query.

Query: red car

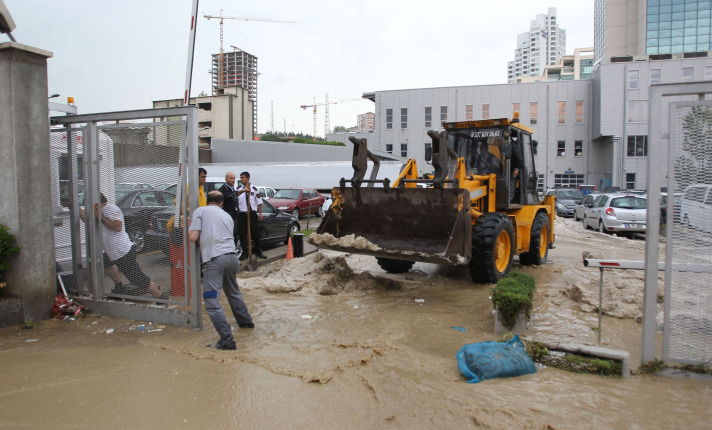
[269,188,325,218]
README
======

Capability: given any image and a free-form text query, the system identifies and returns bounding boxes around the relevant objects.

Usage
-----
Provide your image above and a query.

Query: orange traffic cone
[286,237,294,260]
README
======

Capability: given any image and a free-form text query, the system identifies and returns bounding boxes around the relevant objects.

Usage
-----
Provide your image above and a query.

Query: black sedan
[114,189,176,253]
[145,200,300,255]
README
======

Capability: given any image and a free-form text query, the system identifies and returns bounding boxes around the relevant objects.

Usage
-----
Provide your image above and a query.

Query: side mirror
[532,140,539,156]
[424,144,432,162]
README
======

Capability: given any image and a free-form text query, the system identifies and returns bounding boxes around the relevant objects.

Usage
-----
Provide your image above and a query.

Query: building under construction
[212,49,258,135]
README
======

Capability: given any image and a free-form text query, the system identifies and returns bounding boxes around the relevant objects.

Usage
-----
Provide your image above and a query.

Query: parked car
[546,188,584,217]
[269,188,326,218]
[112,189,176,252]
[602,186,621,193]
[154,183,178,194]
[577,184,597,196]
[573,192,598,221]
[145,199,300,255]
[582,193,647,235]
[680,183,712,233]
[116,182,153,191]
[256,185,276,199]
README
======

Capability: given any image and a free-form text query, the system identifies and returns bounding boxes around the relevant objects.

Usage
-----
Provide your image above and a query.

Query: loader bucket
[314,187,472,265]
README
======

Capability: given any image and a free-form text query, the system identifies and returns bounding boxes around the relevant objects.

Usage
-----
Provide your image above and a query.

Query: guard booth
[50,107,201,329]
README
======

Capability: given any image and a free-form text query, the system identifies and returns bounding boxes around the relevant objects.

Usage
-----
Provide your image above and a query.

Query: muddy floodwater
[1,217,711,429]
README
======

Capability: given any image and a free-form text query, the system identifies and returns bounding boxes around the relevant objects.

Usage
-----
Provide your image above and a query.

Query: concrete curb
[534,340,631,377]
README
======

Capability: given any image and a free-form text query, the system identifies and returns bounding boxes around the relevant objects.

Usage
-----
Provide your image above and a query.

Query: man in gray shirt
[188,191,254,350]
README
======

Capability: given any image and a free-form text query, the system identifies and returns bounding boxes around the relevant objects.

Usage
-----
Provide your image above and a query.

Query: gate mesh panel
[97,122,185,304]
[667,104,712,365]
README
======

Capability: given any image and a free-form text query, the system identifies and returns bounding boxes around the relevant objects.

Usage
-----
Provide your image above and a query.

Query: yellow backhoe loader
[313,115,555,284]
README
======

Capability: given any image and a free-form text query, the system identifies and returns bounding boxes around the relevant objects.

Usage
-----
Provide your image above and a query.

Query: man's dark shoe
[239,254,248,261]
[207,342,237,350]
[238,322,255,328]
[255,252,267,259]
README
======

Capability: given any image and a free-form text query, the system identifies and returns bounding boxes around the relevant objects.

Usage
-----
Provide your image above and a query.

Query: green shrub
[491,271,536,328]
[0,224,20,295]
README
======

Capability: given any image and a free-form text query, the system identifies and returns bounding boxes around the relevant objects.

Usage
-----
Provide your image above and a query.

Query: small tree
[0,224,20,295]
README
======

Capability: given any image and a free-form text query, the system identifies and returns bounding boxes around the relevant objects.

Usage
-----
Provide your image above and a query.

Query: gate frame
[644,82,712,363]
[51,106,201,329]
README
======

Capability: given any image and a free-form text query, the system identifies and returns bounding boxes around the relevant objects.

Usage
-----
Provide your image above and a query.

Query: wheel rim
[130,230,145,252]
[494,230,512,272]
[539,224,548,258]
[290,224,299,234]
[318,206,324,217]
[293,208,300,218]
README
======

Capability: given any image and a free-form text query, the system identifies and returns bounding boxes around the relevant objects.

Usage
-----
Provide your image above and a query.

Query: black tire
[284,222,300,245]
[598,220,611,234]
[520,212,550,266]
[376,257,415,274]
[469,213,514,284]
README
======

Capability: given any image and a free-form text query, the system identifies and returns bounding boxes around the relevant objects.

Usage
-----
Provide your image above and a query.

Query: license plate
[624,223,645,229]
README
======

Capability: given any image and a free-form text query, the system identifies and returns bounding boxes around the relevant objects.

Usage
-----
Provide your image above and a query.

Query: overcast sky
[5,0,594,137]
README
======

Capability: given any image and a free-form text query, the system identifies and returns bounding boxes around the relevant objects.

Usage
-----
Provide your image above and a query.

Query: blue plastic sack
[456,334,536,383]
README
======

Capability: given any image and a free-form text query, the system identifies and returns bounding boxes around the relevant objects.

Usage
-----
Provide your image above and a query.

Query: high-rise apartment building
[212,49,258,137]
[357,112,375,132]
[508,7,567,83]
[594,0,712,65]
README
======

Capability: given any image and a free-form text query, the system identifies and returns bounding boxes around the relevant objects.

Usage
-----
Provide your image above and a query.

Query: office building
[508,7,567,83]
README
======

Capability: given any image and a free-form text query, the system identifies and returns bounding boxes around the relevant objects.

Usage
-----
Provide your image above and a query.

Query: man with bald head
[217,172,240,246]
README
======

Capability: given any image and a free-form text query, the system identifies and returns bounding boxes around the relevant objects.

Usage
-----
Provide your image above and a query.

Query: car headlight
[556,202,565,210]
[278,206,289,210]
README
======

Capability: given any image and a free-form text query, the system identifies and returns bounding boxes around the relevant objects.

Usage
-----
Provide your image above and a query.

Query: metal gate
[645,82,712,365]
[50,107,201,329]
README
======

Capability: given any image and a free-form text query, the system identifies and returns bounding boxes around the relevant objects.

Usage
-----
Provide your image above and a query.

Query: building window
[628,100,648,123]
[512,103,520,117]
[465,104,473,120]
[626,173,636,190]
[401,108,408,129]
[575,100,584,124]
[683,67,694,81]
[557,141,566,157]
[440,106,448,122]
[400,144,408,158]
[628,70,639,89]
[530,102,538,124]
[558,101,566,124]
[706,66,712,81]
[627,136,648,157]
[554,174,584,188]
[386,109,393,130]
[574,141,583,157]
[425,107,432,128]
[651,69,661,85]
[386,144,393,153]
[482,104,489,120]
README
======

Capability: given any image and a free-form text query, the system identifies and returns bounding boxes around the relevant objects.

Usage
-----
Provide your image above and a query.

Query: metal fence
[51,107,201,329]
[645,82,712,366]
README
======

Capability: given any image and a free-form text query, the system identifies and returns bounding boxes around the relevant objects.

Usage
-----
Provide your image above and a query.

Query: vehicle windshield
[558,190,584,199]
[115,183,135,189]
[446,128,504,176]
[273,189,301,200]
[610,197,647,209]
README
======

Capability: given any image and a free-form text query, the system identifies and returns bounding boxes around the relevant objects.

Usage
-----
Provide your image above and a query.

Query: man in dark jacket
[218,172,240,246]
[510,133,524,202]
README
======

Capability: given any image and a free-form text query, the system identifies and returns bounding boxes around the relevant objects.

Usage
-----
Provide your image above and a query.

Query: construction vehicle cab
[314,115,555,284]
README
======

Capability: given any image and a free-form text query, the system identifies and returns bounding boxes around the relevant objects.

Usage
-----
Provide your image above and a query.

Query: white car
[680,184,712,233]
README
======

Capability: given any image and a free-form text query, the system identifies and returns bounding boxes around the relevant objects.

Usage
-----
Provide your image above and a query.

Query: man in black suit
[217,172,240,247]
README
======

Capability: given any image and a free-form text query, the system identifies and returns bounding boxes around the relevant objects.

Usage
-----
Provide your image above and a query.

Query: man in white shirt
[80,193,165,299]
[236,171,266,259]
[189,191,253,351]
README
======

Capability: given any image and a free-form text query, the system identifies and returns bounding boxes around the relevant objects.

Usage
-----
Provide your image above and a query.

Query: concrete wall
[211,138,355,163]
[0,42,56,326]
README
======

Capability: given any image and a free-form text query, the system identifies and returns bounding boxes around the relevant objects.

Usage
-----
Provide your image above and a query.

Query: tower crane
[204,10,295,86]
[300,95,363,141]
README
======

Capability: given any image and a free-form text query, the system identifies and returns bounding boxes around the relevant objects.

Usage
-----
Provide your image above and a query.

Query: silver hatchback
[583,193,647,235]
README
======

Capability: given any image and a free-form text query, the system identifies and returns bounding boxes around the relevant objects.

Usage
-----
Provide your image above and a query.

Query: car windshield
[273,189,301,200]
[115,183,135,189]
[558,190,584,199]
[610,197,647,209]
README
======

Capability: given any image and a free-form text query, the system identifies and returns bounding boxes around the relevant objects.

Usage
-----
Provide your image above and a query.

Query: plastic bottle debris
[414,299,425,303]
[301,315,313,319]
[105,328,114,334]
[25,339,39,342]
[148,329,163,332]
